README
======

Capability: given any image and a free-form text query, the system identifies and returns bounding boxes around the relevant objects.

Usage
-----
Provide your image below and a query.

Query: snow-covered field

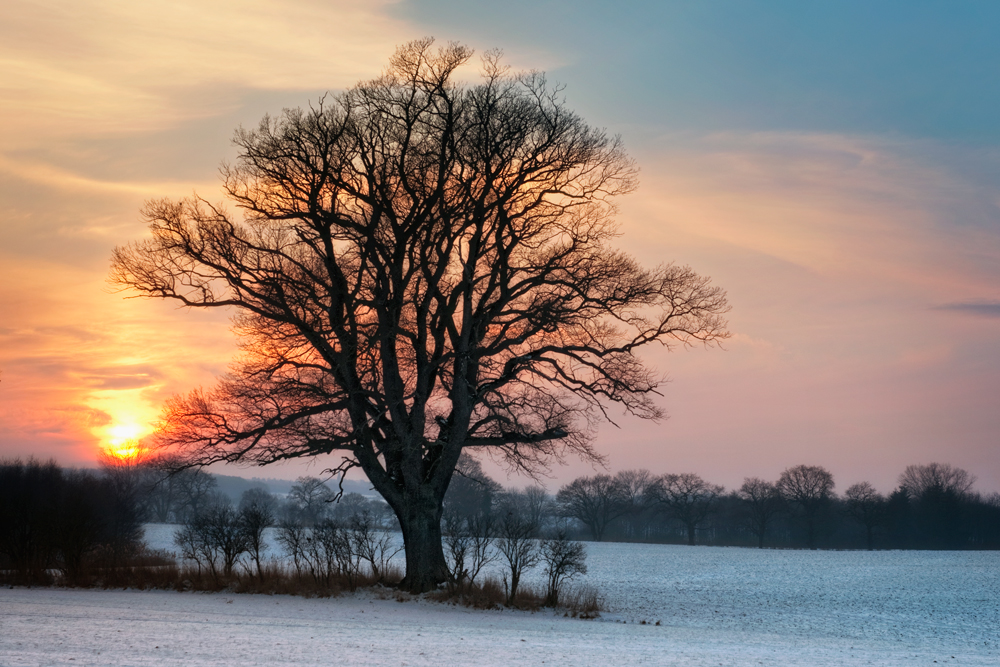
[2,525,996,666]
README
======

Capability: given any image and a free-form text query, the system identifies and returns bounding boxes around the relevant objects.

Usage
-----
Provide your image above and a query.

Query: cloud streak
[933,302,1000,318]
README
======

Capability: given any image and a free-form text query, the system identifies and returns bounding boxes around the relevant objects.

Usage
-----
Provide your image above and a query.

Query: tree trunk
[394,492,450,593]
[507,569,522,605]
[591,522,604,542]
[686,522,696,546]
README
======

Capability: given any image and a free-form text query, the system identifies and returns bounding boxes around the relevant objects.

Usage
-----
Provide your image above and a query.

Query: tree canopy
[110,39,730,590]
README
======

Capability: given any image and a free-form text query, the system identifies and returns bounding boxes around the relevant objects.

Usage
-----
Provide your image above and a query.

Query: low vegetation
[0,457,599,617]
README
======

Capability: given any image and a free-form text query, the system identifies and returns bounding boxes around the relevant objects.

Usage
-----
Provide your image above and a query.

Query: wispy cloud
[0,0,411,148]
[933,301,1000,318]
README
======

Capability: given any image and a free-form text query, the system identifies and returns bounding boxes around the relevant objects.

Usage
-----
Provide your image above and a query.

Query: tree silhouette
[777,465,835,549]
[651,472,724,546]
[110,39,729,591]
[898,463,975,499]
[556,474,630,542]
[738,477,783,549]
[843,482,885,550]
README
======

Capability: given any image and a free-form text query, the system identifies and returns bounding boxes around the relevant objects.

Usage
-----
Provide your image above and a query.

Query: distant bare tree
[522,486,550,536]
[209,497,252,579]
[651,473,724,546]
[844,482,885,550]
[444,454,503,519]
[614,469,657,540]
[442,454,500,585]
[173,468,218,523]
[555,475,629,542]
[777,465,835,549]
[288,477,335,525]
[738,477,783,548]
[898,463,976,499]
[142,456,179,523]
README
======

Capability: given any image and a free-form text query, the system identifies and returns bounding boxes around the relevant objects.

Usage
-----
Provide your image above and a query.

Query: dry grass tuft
[428,577,601,616]
[2,552,601,618]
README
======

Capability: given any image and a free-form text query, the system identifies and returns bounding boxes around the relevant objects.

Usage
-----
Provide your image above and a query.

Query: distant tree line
[0,457,145,583]
[6,455,996,593]
[553,462,1000,550]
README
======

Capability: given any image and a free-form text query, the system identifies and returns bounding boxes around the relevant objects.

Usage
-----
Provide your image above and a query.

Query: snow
[2,528,997,666]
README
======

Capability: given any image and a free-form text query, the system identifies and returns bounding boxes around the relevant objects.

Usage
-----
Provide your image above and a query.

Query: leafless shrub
[495,495,540,604]
[239,488,275,580]
[540,530,588,607]
[349,511,402,583]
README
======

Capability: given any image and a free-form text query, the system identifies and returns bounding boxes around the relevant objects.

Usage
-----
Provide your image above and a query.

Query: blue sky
[395,1,1000,140]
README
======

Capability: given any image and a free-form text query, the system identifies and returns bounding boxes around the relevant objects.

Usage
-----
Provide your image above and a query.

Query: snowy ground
[2,527,996,666]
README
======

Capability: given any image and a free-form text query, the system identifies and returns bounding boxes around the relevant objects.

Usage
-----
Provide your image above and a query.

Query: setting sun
[101,422,150,460]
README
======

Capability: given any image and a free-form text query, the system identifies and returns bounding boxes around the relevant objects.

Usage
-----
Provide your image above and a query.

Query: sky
[1,0,999,494]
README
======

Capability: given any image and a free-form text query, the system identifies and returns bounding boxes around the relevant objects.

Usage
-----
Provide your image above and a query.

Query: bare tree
[175,495,249,582]
[288,477,335,526]
[172,468,218,523]
[898,463,976,499]
[540,529,587,607]
[522,486,550,535]
[238,488,276,579]
[495,494,540,604]
[738,477,783,548]
[651,473,724,546]
[142,457,179,523]
[110,39,729,591]
[600,469,655,541]
[442,453,499,585]
[843,482,885,550]
[777,465,835,550]
[443,453,502,521]
[275,518,308,575]
[555,475,630,542]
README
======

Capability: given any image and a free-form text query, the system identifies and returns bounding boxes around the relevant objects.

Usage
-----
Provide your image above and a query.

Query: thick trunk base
[396,501,450,593]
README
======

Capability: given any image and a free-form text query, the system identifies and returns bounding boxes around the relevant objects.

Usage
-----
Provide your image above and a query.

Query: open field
[3,531,997,666]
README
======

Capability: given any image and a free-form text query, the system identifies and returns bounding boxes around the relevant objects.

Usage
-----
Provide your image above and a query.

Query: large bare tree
[110,39,729,591]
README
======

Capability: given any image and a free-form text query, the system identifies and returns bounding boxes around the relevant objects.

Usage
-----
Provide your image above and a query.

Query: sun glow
[85,384,161,463]
[100,422,151,461]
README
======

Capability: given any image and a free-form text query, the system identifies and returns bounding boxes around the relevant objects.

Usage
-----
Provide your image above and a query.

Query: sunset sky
[2,1,999,493]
